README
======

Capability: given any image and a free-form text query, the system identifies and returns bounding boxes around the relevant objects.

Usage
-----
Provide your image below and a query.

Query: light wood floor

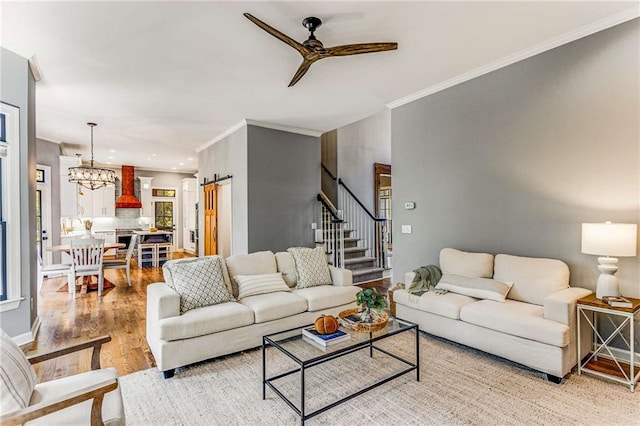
[31,257,391,382]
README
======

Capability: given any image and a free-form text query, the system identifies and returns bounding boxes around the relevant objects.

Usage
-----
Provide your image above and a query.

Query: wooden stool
[156,242,173,267]
[138,243,157,268]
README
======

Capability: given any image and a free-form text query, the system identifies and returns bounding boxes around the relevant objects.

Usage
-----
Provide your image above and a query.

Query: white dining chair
[103,234,137,286]
[37,252,74,293]
[70,238,105,296]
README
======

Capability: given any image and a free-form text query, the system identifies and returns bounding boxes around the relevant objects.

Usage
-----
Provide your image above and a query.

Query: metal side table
[577,294,640,392]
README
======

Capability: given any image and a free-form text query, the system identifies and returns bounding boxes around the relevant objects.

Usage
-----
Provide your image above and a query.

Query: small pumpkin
[314,315,339,335]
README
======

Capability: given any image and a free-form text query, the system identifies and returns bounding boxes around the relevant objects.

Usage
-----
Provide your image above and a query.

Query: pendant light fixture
[68,122,116,190]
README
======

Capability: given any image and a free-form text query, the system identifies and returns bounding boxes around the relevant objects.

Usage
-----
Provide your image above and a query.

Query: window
[0,102,22,309]
[155,201,173,230]
[152,189,175,197]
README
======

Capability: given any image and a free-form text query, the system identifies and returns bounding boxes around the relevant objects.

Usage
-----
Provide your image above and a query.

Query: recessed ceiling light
[187,157,193,161]
[106,162,112,165]
[179,162,184,166]
[152,153,157,157]
[108,156,114,159]
[171,167,176,170]
[110,149,116,153]
[147,158,151,161]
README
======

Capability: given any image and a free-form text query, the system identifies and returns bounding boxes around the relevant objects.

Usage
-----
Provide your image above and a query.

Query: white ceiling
[1,1,636,173]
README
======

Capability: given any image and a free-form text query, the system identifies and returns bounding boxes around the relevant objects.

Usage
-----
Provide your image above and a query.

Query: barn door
[204,183,217,256]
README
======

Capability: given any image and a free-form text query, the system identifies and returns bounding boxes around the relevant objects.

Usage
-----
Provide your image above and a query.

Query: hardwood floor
[31,257,392,382]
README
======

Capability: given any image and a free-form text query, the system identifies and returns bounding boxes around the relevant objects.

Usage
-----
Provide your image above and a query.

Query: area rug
[120,332,638,425]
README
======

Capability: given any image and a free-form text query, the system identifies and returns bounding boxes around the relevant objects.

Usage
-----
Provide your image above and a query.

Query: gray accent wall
[36,139,61,262]
[247,125,319,252]
[337,109,391,212]
[391,19,640,300]
[0,47,37,337]
[198,126,248,254]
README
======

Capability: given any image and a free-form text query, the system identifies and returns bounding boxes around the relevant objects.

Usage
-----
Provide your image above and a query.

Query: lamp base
[595,257,619,299]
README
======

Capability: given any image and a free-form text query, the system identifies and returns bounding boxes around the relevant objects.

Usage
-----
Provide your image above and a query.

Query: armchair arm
[404,271,416,287]
[147,282,180,320]
[0,378,118,426]
[543,287,592,325]
[329,266,353,286]
[27,335,111,371]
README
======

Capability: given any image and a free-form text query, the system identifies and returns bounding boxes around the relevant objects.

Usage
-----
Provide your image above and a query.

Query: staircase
[317,188,388,284]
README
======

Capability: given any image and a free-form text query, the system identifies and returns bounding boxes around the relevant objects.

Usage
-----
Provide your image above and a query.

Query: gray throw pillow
[163,256,234,313]
[288,247,332,289]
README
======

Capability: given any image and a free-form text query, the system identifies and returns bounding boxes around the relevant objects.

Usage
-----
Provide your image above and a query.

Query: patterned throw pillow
[234,273,290,300]
[0,329,37,414]
[163,256,235,313]
[288,247,332,289]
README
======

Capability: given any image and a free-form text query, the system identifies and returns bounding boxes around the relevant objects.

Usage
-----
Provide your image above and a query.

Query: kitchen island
[133,230,173,244]
[133,230,173,268]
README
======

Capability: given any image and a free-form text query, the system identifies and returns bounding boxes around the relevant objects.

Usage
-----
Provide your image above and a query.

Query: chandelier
[68,122,116,190]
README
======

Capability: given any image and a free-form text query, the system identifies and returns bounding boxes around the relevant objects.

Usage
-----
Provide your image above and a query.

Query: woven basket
[338,308,389,333]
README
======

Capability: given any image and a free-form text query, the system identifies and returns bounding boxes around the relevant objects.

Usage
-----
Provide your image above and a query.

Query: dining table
[46,242,126,293]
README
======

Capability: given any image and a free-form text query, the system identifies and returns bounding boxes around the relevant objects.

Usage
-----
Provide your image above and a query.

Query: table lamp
[581,222,637,299]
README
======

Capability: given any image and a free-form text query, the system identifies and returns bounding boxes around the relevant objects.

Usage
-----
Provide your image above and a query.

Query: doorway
[374,163,392,251]
[152,190,177,250]
[36,165,52,265]
[203,183,217,256]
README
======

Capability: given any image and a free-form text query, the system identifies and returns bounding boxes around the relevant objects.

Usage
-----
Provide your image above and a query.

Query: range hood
[115,165,142,208]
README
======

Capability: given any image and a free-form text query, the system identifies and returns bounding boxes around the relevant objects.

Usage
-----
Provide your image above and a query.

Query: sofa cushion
[235,273,290,300]
[240,292,308,323]
[163,255,233,299]
[293,285,359,312]
[275,252,297,287]
[436,274,513,303]
[163,256,235,314]
[493,254,569,306]
[288,247,332,288]
[440,248,494,278]
[29,367,124,426]
[225,251,277,297]
[460,299,570,347]
[158,301,254,341]
[392,289,477,320]
[1,329,37,414]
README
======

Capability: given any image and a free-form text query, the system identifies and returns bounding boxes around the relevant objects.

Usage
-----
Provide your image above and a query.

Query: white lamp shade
[581,223,637,257]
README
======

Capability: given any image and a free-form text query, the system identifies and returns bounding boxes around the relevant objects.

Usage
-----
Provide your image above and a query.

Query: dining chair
[70,238,105,296]
[103,234,137,286]
[37,252,74,293]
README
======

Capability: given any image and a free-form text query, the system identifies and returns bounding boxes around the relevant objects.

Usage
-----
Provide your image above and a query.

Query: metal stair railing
[337,178,387,269]
[316,193,345,268]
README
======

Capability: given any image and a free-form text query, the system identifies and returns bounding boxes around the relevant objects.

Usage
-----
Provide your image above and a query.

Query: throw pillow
[275,252,297,287]
[288,247,332,289]
[163,256,235,313]
[0,329,37,414]
[234,273,290,300]
[439,248,494,278]
[435,273,513,303]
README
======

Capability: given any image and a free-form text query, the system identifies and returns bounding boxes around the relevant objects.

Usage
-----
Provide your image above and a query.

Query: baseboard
[13,316,40,347]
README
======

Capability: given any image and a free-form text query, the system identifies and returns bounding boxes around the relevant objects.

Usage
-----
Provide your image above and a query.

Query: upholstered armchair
[0,331,124,425]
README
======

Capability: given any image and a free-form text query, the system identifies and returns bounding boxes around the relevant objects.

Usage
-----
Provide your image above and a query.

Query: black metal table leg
[262,337,266,399]
[415,326,420,381]
[301,364,305,425]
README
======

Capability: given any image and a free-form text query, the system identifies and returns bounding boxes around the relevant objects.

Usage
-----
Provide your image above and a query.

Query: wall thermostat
[404,202,416,210]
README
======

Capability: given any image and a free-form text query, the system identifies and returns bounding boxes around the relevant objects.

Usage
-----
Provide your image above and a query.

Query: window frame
[0,102,24,311]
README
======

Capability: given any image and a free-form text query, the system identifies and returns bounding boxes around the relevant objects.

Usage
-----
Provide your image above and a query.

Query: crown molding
[387,6,640,110]
[197,119,323,153]
[196,119,247,153]
[245,119,323,138]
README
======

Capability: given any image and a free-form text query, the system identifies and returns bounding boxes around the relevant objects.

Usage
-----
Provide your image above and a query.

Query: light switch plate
[311,223,317,230]
[401,225,412,234]
[404,202,416,210]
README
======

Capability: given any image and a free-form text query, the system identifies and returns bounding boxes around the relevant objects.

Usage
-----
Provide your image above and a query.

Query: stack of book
[602,296,633,308]
[302,327,350,347]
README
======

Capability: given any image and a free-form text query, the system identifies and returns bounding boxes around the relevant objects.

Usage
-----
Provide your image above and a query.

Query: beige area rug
[120,332,638,425]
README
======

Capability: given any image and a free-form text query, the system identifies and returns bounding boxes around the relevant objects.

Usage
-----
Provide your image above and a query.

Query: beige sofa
[395,248,592,382]
[146,250,359,378]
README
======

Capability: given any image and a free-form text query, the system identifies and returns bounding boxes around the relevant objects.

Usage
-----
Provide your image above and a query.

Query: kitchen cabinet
[77,186,115,218]
[60,156,81,217]
[139,177,154,218]
[182,178,197,254]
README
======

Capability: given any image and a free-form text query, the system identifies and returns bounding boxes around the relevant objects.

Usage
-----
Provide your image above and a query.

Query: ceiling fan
[244,13,398,87]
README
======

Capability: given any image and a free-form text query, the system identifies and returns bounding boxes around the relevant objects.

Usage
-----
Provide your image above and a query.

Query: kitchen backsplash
[61,215,151,233]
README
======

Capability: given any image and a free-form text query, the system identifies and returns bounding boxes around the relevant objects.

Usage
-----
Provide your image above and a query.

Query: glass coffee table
[262,317,419,425]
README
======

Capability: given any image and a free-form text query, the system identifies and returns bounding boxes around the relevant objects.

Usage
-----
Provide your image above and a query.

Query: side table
[577,293,640,392]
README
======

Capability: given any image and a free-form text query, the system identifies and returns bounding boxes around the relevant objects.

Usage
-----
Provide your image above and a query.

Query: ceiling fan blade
[244,13,308,56]
[288,59,316,87]
[326,42,398,57]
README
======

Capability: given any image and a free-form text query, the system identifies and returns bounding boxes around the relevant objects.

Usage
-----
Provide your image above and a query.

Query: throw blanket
[408,265,442,296]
